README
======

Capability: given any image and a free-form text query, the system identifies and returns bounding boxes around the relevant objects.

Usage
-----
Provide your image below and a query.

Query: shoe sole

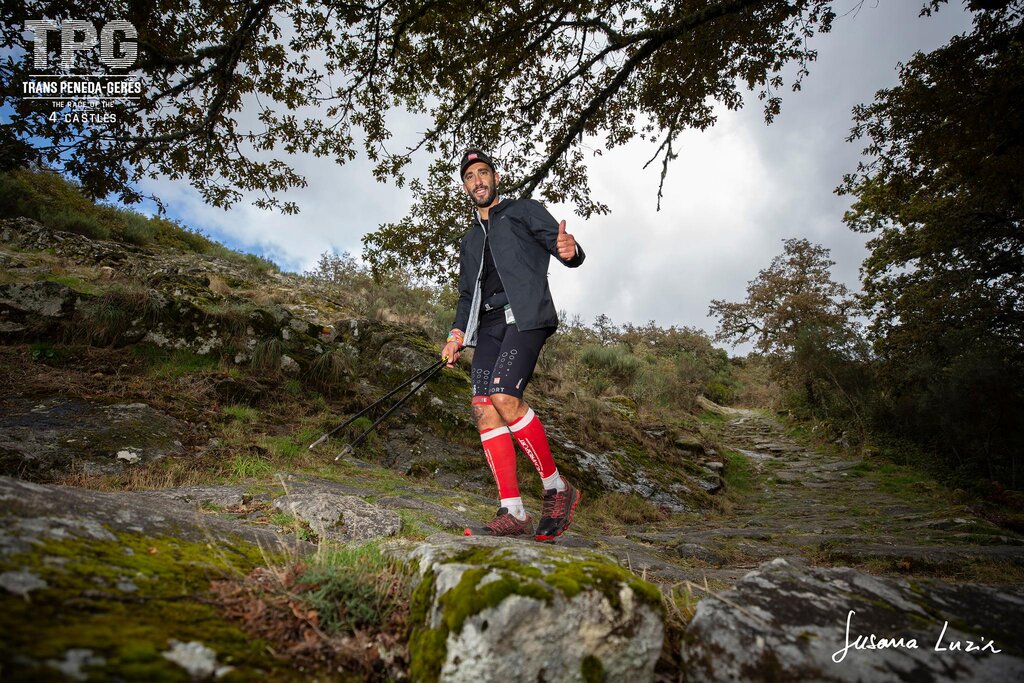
[465,520,535,537]
[534,488,581,542]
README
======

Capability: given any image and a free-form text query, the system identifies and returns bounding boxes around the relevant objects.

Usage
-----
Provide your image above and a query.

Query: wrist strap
[447,329,465,347]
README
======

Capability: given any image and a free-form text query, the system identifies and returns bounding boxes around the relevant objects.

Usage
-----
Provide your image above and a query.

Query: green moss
[409,626,447,683]
[581,654,605,683]
[449,547,543,578]
[43,273,102,295]
[404,544,664,681]
[409,569,437,631]
[627,578,664,608]
[0,529,293,680]
[407,557,555,681]
[439,567,553,634]
[545,559,662,614]
[408,570,445,683]
[223,404,259,423]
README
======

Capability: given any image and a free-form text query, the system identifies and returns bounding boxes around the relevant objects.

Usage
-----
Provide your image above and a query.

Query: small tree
[709,238,868,421]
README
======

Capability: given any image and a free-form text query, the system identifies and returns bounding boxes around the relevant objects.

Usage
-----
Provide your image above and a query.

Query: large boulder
[0,477,296,680]
[396,533,664,683]
[680,557,1024,682]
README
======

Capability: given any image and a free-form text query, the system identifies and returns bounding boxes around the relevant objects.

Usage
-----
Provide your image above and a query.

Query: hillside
[1,174,1023,682]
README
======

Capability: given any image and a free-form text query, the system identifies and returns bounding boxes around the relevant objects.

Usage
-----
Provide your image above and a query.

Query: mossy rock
[0,525,298,680]
[673,433,705,455]
[395,534,663,682]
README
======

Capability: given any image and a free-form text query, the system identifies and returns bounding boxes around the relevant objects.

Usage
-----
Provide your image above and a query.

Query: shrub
[297,543,412,635]
[580,344,643,386]
[302,250,443,330]
[47,207,110,239]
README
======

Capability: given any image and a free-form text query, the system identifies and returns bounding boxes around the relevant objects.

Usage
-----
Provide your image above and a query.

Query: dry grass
[51,456,222,491]
[239,287,291,307]
[577,492,670,534]
[206,273,233,296]
[653,576,736,682]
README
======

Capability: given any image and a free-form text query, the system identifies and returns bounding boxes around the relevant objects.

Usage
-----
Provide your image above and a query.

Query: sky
[135,1,975,354]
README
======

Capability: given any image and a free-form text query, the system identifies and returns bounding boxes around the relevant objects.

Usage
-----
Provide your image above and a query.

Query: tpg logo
[25,19,138,70]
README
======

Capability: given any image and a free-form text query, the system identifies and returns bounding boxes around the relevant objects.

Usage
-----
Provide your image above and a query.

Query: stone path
[592,409,1024,587]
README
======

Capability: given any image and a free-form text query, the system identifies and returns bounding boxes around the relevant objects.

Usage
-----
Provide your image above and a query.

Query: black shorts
[471,323,553,399]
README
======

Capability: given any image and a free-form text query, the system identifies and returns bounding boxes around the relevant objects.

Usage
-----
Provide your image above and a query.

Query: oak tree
[838,0,1023,479]
[2,0,835,279]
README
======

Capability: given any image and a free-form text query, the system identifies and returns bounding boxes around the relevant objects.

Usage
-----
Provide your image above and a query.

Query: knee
[471,396,504,430]
[490,393,523,422]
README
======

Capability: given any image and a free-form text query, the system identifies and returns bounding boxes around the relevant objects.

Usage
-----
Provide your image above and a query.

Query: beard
[471,184,497,208]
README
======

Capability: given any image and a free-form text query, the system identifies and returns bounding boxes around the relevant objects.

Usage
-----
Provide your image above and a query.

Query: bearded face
[463,162,498,208]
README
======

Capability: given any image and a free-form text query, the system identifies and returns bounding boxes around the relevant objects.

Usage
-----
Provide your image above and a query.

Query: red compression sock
[476,396,520,499]
[509,407,558,480]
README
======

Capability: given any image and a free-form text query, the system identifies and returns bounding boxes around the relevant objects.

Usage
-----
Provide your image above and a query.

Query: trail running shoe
[483,507,535,537]
[535,479,581,542]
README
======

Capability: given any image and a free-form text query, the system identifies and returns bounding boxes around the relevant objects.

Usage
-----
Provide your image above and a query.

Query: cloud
[547,1,973,351]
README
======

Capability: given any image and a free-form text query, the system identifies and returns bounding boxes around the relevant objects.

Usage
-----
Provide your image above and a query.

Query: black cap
[459,148,496,179]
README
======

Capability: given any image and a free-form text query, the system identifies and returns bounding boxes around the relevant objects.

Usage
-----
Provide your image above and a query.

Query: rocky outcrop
[0,476,287,551]
[0,218,720,509]
[0,281,78,334]
[273,493,402,541]
[395,533,664,683]
[0,397,187,478]
[680,557,1024,682]
[0,475,299,680]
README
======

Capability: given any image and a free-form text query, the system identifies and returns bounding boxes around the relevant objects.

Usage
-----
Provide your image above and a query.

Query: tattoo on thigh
[471,405,485,423]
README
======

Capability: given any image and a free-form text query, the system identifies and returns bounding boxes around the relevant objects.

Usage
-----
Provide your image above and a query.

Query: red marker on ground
[463,528,472,536]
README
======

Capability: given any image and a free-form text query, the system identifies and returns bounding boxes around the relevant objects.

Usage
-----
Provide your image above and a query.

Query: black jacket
[452,197,585,347]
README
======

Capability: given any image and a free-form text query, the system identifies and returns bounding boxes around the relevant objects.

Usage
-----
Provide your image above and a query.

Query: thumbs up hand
[556,219,577,261]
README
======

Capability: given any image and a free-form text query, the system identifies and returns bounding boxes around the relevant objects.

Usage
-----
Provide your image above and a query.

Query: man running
[441,149,584,541]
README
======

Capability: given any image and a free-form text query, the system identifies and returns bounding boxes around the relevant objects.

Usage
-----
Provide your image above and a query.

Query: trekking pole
[334,360,447,461]
[308,357,446,450]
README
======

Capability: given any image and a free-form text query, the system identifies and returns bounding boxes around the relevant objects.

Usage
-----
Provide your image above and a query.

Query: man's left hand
[557,220,577,260]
